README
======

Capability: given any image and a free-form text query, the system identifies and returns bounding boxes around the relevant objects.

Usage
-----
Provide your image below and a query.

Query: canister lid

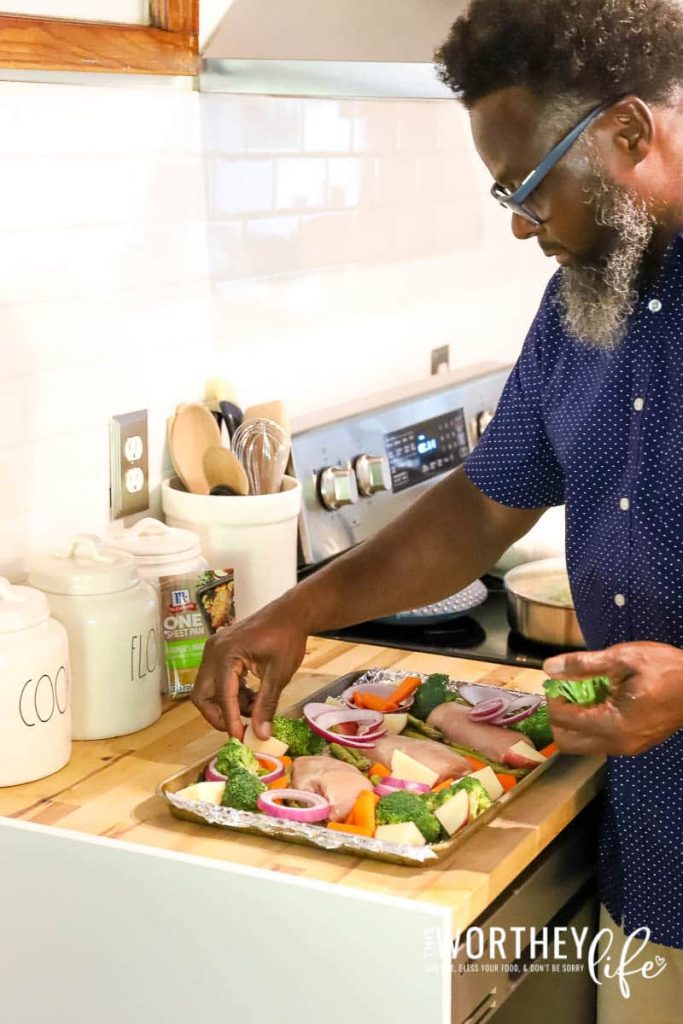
[107,517,201,562]
[28,534,138,596]
[0,577,50,632]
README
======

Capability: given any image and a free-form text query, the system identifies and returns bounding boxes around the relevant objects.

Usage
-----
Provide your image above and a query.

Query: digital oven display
[384,409,470,493]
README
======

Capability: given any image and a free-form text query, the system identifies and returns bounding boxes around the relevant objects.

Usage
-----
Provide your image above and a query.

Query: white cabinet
[0,817,452,1024]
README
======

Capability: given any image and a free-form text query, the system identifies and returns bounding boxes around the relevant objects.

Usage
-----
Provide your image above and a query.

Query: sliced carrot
[344,788,379,827]
[368,762,390,779]
[495,773,518,792]
[463,755,488,772]
[431,777,456,794]
[540,742,558,757]
[327,822,374,837]
[353,692,392,713]
[386,674,422,707]
[267,776,288,790]
[353,790,379,833]
[279,755,293,767]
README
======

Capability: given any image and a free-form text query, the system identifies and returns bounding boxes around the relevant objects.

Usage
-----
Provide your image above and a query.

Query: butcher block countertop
[0,639,605,932]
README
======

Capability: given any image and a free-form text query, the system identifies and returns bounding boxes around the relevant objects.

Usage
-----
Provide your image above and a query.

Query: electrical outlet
[431,345,450,375]
[110,410,149,519]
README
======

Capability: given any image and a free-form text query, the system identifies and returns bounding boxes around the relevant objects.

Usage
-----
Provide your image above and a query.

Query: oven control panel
[291,362,511,565]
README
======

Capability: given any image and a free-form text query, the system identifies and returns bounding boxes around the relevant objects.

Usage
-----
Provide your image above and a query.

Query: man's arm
[291,467,545,632]
[192,467,547,737]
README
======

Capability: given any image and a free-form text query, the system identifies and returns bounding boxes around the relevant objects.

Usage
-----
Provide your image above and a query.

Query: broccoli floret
[214,736,262,777]
[376,790,444,844]
[271,716,325,757]
[411,673,460,721]
[425,776,493,819]
[509,702,553,749]
[544,676,610,706]
[221,767,267,811]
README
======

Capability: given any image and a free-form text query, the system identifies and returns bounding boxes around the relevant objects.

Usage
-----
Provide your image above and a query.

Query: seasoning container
[28,535,161,740]
[0,577,71,786]
[106,518,207,694]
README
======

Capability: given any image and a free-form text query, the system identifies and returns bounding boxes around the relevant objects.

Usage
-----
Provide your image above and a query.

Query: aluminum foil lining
[165,789,439,863]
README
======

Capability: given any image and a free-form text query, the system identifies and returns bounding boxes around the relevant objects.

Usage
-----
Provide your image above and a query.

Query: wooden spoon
[170,403,222,495]
[202,446,249,497]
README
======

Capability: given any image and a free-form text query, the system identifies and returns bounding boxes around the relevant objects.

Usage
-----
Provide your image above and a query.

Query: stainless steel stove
[291,362,571,669]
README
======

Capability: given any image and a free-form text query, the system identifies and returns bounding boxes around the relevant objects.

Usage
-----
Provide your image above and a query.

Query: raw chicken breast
[427,702,535,763]
[292,755,372,822]
[364,735,470,784]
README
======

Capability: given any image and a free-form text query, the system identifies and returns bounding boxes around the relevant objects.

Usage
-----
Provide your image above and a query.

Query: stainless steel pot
[503,557,585,648]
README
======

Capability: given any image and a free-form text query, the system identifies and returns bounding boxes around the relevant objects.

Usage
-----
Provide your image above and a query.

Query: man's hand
[542,641,683,756]
[191,603,309,741]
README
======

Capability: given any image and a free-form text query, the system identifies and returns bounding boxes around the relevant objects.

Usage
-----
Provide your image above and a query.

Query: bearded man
[193,2,683,1015]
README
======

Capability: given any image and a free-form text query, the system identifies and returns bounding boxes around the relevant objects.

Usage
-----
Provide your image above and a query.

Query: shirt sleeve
[464,282,566,509]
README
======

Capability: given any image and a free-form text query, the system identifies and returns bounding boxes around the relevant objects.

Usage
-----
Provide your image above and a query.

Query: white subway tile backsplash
[0,222,210,305]
[242,215,301,277]
[374,156,420,206]
[303,100,353,153]
[299,212,354,269]
[352,100,399,154]
[326,157,375,209]
[275,157,326,211]
[0,83,202,158]
[0,80,550,578]
[208,158,274,217]
[0,156,205,231]
[240,96,303,154]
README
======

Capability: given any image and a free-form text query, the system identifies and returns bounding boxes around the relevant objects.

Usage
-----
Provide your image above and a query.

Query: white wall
[0,79,550,579]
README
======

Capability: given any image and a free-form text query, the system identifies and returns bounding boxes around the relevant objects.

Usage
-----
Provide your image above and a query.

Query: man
[193,1,683,1015]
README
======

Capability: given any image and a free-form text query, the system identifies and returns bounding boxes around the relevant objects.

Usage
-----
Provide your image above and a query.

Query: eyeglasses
[490,99,615,226]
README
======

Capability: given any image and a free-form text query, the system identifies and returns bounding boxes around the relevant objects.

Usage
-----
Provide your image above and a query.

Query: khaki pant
[597,905,683,1024]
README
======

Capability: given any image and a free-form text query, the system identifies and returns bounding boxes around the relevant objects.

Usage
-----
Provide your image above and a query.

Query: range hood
[200,0,467,98]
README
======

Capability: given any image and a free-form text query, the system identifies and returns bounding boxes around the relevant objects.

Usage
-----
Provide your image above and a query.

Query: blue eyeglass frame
[490,98,616,226]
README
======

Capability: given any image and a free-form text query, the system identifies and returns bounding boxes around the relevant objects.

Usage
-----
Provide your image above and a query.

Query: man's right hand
[191,600,309,741]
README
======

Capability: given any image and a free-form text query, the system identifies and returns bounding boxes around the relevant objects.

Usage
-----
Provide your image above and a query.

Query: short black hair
[436,0,683,109]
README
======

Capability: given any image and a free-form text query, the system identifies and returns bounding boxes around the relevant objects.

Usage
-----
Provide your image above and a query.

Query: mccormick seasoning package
[159,569,235,699]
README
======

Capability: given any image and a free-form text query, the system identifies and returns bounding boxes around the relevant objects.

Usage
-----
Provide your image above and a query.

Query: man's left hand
[542,641,683,755]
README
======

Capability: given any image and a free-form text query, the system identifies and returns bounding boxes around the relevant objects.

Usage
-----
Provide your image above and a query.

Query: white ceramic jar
[106,518,207,694]
[106,518,206,584]
[0,577,71,786]
[28,535,161,740]
[161,475,302,619]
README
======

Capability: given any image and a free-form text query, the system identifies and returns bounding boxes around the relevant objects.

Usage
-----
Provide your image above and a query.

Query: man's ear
[599,96,654,167]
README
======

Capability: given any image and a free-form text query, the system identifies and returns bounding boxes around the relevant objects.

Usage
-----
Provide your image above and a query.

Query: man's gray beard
[555,174,656,350]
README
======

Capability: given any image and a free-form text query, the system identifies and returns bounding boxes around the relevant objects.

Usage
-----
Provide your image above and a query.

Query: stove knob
[476,409,494,439]
[318,466,359,510]
[354,454,392,497]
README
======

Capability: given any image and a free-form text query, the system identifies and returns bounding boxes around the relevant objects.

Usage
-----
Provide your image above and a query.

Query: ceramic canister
[106,518,207,694]
[28,534,161,741]
[0,577,71,786]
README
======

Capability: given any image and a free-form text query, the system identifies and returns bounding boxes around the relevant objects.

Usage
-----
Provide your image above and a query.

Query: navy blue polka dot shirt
[464,232,683,949]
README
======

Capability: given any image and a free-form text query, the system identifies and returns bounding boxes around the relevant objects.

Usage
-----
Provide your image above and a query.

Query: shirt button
[620,497,630,511]
[614,593,626,608]
[633,397,644,411]
[648,299,662,312]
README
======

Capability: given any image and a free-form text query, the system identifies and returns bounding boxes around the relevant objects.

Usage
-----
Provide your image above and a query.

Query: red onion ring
[257,789,329,823]
[374,783,403,797]
[303,702,386,748]
[204,754,285,785]
[468,698,507,722]
[383,776,431,794]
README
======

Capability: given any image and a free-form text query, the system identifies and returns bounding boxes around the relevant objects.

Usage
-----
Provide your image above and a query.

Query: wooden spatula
[170,403,223,495]
[202,446,249,496]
